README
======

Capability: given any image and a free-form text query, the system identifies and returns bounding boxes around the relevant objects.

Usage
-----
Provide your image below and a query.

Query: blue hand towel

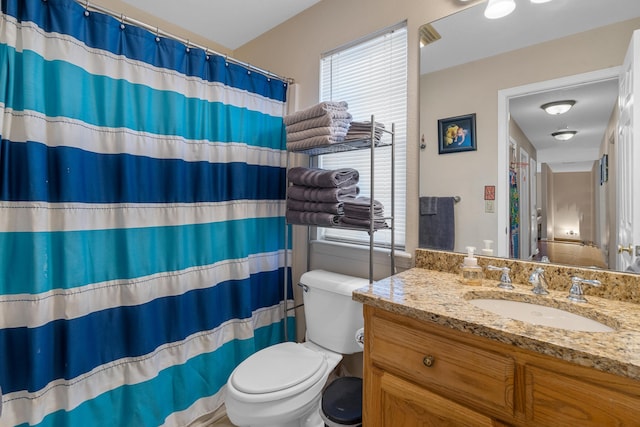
[420,197,438,215]
[419,197,455,250]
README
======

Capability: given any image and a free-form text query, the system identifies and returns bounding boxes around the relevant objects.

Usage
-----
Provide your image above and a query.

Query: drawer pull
[423,355,435,367]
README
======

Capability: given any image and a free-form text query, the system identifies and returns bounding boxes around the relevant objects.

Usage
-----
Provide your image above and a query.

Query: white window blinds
[319,23,407,248]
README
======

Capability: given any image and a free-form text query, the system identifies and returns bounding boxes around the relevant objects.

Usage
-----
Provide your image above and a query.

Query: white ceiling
[422,0,640,172]
[422,0,640,75]
[121,0,322,50]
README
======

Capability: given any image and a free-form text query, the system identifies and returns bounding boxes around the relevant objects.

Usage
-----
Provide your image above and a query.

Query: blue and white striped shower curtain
[0,0,293,425]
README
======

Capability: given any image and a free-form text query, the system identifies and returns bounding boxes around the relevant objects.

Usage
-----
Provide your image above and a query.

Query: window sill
[310,239,413,273]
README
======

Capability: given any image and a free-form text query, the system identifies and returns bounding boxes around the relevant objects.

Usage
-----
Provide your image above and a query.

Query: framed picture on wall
[438,113,477,154]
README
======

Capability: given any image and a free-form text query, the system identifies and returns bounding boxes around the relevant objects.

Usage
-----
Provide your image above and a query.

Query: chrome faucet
[567,276,601,303]
[487,265,514,290]
[529,267,549,295]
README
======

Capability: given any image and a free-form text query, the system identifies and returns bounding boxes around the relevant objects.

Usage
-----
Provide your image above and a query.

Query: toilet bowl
[225,341,342,427]
[224,270,367,427]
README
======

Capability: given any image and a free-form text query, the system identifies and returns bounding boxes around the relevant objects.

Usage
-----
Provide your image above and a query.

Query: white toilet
[225,269,367,427]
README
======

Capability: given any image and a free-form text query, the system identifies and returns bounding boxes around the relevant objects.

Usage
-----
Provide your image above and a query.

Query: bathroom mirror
[419,0,640,273]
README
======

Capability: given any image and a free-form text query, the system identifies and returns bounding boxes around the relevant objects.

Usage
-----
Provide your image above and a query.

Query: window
[319,22,407,248]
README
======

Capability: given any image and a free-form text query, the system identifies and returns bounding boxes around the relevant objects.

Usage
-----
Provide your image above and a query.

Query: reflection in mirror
[419,0,640,273]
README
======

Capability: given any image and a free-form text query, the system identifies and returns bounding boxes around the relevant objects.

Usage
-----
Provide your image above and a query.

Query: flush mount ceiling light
[484,0,516,19]
[485,0,553,20]
[541,100,576,115]
[552,130,577,141]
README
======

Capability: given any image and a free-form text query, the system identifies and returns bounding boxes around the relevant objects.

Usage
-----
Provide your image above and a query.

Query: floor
[535,239,608,269]
[209,415,235,427]
[189,406,236,427]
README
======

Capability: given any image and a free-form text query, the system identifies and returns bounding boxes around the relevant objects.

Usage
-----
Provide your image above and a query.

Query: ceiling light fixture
[552,130,577,141]
[530,0,553,3]
[541,100,576,115]
[484,0,516,19]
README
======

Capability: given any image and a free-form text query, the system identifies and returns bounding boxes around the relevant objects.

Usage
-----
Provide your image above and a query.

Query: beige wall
[552,171,595,242]
[90,0,232,55]
[420,17,640,254]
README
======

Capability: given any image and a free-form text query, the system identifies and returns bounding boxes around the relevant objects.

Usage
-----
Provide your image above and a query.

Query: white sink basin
[469,299,615,332]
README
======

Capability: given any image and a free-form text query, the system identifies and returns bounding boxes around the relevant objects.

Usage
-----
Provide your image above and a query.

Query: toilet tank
[299,270,368,354]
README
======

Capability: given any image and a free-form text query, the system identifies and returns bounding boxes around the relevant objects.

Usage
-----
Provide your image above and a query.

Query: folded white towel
[287,135,347,151]
[284,101,350,125]
[286,126,349,143]
[286,116,352,133]
[345,121,385,141]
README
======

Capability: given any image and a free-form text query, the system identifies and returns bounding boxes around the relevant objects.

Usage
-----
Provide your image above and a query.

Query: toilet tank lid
[299,270,370,296]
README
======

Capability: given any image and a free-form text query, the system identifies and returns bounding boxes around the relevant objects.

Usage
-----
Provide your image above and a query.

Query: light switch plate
[485,200,495,213]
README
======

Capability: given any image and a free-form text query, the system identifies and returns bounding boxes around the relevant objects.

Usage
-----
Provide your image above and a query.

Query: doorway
[497,67,620,259]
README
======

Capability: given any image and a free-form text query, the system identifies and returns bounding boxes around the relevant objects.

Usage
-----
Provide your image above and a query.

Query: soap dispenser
[461,246,483,285]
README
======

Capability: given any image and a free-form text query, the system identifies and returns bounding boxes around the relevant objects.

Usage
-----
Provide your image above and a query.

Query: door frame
[496,67,621,258]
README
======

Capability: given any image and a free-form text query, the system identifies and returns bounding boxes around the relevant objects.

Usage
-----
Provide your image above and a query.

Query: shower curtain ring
[186,39,190,53]
[155,27,160,42]
[84,0,90,16]
[205,48,210,60]
[120,14,125,30]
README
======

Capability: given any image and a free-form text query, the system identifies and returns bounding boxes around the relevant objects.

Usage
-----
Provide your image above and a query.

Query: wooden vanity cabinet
[363,305,640,427]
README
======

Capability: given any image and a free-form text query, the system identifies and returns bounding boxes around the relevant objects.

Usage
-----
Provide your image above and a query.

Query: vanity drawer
[368,311,515,418]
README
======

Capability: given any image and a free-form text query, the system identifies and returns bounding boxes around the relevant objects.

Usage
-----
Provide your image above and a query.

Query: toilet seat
[228,342,329,403]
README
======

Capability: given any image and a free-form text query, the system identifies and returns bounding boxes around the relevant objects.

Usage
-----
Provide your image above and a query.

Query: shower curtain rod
[76,1,295,84]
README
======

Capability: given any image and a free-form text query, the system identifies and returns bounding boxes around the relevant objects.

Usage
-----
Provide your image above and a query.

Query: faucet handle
[568,276,601,303]
[487,265,514,290]
[529,267,549,295]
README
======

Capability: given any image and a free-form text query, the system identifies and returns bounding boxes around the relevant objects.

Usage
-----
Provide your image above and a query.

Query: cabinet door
[526,365,640,426]
[369,367,503,427]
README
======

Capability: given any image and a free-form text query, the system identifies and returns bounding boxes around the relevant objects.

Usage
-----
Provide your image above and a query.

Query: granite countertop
[353,267,640,381]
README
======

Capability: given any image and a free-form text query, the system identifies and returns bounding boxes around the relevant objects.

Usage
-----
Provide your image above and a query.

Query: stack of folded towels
[342,197,388,230]
[284,101,353,151]
[286,166,360,226]
[344,121,386,145]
